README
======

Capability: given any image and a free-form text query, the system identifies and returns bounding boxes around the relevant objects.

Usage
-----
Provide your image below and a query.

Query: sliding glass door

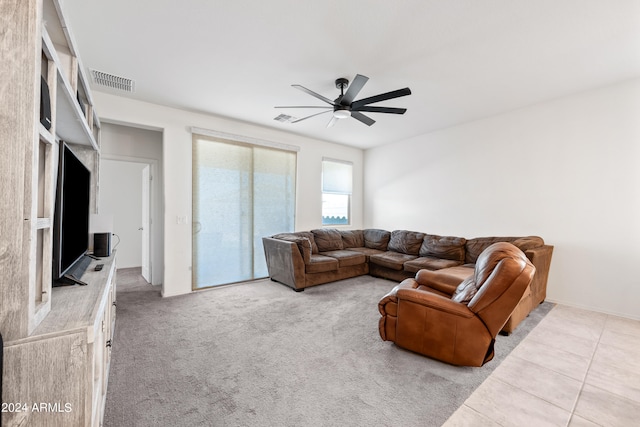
[192,135,296,289]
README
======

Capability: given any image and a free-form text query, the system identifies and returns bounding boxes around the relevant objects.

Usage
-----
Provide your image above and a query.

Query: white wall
[93,92,364,297]
[364,78,640,320]
[100,123,164,285]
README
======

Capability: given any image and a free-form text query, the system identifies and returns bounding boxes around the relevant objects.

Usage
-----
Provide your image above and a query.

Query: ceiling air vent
[90,69,135,93]
[274,114,296,123]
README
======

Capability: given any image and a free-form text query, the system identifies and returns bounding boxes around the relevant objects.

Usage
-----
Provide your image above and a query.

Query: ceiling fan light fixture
[281,74,411,127]
[333,109,351,119]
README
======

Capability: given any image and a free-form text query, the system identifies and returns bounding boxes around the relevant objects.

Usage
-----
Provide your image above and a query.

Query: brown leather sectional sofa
[262,228,553,333]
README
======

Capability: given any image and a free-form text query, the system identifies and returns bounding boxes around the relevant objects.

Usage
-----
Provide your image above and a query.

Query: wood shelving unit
[1,0,113,425]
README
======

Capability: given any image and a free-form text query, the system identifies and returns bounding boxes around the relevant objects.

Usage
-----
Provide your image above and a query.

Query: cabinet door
[2,333,88,427]
[92,311,106,426]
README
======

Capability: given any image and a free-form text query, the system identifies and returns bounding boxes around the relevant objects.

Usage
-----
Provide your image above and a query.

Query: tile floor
[443,304,640,427]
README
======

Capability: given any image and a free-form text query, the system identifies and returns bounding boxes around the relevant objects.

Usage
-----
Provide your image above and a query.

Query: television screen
[52,142,91,283]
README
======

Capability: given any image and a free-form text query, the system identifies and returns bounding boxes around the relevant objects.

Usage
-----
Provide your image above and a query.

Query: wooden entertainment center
[2,257,117,427]
[0,0,116,425]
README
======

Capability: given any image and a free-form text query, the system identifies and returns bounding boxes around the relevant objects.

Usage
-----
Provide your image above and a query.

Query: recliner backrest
[467,242,536,336]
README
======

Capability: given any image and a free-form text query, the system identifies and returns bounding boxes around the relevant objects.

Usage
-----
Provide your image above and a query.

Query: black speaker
[40,76,52,130]
[94,233,111,257]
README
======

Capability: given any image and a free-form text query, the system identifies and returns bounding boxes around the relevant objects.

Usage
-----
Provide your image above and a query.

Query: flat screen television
[52,142,91,286]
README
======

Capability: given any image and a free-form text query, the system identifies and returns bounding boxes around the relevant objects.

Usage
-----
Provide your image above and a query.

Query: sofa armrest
[396,287,474,318]
[524,244,553,304]
[262,237,306,290]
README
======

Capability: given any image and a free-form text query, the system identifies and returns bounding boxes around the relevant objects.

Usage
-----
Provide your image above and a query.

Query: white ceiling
[63,0,640,149]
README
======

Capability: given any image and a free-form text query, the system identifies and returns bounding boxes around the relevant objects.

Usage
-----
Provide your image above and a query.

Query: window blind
[322,159,353,194]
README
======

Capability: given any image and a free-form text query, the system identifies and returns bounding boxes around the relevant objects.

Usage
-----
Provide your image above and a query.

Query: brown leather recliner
[378,242,536,367]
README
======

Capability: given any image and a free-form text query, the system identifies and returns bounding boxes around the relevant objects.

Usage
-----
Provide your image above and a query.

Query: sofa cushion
[363,229,391,250]
[512,236,544,252]
[370,251,418,271]
[295,231,319,254]
[465,237,516,264]
[321,250,366,268]
[464,236,544,263]
[305,254,339,273]
[340,229,364,248]
[420,234,466,261]
[344,247,386,261]
[388,230,425,255]
[311,228,344,252]
[403,256,463,273]
[272,233,312,263]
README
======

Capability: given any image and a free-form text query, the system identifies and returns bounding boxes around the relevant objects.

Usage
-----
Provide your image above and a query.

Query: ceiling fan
[276,74,411,127]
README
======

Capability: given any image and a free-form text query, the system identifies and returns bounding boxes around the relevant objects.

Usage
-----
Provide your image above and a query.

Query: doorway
[99,159,154,283]
[98,122,164,288]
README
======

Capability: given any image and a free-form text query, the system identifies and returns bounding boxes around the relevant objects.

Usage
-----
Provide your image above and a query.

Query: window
[322,159,352,226]
[192,133,297,289]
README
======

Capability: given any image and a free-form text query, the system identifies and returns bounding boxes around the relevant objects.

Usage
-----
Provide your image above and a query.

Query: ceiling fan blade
[292,85,336,106]
[327,116,338,128]
[352,106,407,114]
[339,74,369,106]
[291,110,331,123]
[351,111,375,126]
[351,87,412,109]
[275,106,332,109]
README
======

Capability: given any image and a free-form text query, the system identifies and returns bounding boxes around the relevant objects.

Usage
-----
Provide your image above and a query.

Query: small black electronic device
[93,232,111,257]
[94,264,104,271]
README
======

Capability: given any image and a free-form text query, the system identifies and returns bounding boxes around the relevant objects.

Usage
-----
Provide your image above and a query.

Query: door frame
[101,154,159,285]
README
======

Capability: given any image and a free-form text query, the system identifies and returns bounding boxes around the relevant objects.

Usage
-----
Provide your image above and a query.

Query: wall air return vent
[274,114,297,123]
[90,69,135,93]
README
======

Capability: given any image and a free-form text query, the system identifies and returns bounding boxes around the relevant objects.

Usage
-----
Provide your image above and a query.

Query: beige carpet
[104,269,552,427]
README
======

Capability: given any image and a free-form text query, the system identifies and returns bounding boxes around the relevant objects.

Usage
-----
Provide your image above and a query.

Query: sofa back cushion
[363,229,391,250]
[272,233,313,263]
[420,234,467,261]
[465,237,514,264]
[388,230,425,255]
[340,229,364,248]
[311,228,344,252]
[512,236,545,252]
[294,231,318,254]
[465,236,545,263]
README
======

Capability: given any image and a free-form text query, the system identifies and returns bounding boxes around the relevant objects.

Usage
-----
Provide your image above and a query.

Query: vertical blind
[192,134,296,289]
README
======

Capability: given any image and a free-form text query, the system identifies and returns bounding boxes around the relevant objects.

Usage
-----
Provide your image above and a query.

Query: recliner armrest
[415,269,465,295]
[396,287,474,318]
[378,278,418,315]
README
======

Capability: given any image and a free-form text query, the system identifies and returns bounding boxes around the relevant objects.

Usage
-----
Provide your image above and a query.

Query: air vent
[274,114,296,123]
[90,69,135,93]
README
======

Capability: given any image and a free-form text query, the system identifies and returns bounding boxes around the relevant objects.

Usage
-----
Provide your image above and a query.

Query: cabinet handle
[106,340,112,348]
